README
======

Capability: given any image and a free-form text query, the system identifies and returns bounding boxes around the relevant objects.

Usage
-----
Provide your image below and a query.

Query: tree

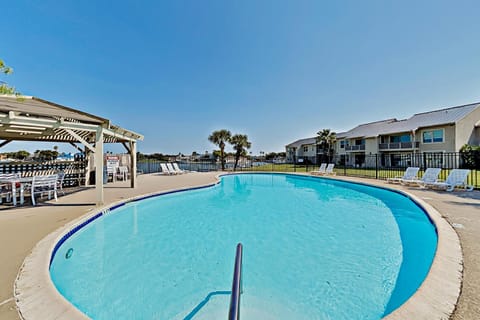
[212,150,222,160]
[0,59,19,95]
[265,152,286,160]
[230,134,251,171]
[15,150,30,160]
[460,144,480,169]
[208,129,231,170]
[316,129,337,162]
[0,150,30,160]
[33,149,58,161]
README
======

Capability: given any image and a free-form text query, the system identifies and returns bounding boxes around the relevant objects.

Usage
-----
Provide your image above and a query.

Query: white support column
[129,141,137,188]
[84,146,91,187]
[95,127,104,205]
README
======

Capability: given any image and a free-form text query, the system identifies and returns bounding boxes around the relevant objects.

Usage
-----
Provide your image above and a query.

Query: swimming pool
[49,173,437,319]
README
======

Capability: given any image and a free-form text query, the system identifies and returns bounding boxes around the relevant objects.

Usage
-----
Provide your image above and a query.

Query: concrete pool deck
[0,172,478,319]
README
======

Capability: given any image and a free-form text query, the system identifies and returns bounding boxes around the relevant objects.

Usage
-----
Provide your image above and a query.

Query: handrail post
[228,243,243,320]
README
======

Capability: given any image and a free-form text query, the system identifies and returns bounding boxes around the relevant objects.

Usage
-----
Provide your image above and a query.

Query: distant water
[50,173,437,319]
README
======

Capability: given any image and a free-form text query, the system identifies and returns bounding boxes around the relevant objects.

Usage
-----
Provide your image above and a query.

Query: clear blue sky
[1,0,480,155]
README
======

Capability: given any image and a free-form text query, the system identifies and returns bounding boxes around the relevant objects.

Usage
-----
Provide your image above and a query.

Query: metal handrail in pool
[228,243,243,320]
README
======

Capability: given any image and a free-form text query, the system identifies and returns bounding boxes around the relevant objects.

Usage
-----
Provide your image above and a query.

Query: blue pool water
[50,174,437,319]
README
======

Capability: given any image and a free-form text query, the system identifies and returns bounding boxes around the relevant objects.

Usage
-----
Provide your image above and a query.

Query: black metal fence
[136,152,480,189]
[329,152,479,188]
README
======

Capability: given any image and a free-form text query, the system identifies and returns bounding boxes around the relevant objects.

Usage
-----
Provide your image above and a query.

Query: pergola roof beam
[64,129,96,152]
[69,142,84,153]
[122,142,131,154]
[0,140,12,148]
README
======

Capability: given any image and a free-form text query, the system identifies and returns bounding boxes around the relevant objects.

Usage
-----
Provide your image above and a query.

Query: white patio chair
[424,169,474,192]
[166,163,179,175]
[311,163,327,175]
[403,168,442,187]
[106,166,117,182]
[386,167,420,184]
[116,166,130,181]
[325,163,336,176]
[173,163,186,174]
[160,163,174,175]
[31,174,58,206]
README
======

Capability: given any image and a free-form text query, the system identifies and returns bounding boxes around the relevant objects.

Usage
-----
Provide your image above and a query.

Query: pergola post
[95,127,104,205]
[129,141,137,188]
[84,145,90,186]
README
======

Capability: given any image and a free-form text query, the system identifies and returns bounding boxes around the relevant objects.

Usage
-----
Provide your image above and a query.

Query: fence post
[375,154,378,180]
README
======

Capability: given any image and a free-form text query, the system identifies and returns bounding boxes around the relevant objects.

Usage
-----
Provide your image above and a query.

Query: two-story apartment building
[285,137,317,163]
[287,102,480,167]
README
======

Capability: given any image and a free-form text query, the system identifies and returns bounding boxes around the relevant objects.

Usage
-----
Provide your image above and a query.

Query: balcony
[345,145,365,152]
[378,141,420,150]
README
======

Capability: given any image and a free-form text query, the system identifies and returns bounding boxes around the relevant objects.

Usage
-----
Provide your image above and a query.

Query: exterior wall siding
[455,106,480,148]
[365,137,378,154]
[416,125,456,153]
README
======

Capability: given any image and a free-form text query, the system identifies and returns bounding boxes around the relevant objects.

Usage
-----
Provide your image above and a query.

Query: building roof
[341,119,397,139]
[285,137,316,148]
[285,102,480,146]
[335,131,348,139]
[342,103,480,138]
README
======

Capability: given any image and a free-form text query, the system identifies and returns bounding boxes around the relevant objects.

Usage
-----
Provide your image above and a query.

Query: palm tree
[208,129,232,170]
[316,129,337,163]
[230,134,251,171]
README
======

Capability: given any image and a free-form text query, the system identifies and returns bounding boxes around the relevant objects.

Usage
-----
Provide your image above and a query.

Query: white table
[0,177,34,206]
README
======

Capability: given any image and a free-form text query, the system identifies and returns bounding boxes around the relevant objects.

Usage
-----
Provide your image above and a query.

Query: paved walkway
[0,172,479,319]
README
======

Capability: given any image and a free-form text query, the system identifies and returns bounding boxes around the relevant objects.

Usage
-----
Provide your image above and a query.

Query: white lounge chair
[403,168,442,187]
[325,163,336,176]
[160,163,174,175]
[172,163,186,174]
[166,163,179,175]
[424,169,474,192]
[311,163,327,175]
[386,167,420,184]
[31,174,58,206]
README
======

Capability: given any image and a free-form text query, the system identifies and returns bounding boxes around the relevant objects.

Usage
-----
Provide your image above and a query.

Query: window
[340,140,345,148]
[423,129,443,143]
[355,139,365,146]
[303,146,309,152]
[390,134,411,143]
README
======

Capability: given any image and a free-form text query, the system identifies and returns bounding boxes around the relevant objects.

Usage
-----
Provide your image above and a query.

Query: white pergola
[0,95,144,205]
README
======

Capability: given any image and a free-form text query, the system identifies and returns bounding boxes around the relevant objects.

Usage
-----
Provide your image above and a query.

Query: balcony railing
[378,141,420,150]
[345,145,366,151]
